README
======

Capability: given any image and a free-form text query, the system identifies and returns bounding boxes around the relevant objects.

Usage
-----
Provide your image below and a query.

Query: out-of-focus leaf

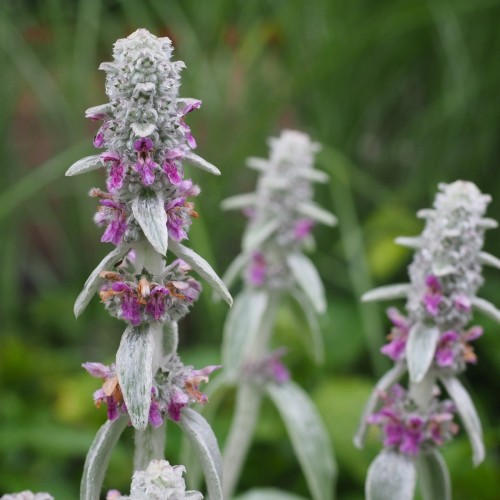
[65,154,102,176]
[235,489,308,500]
[416,449,451,500]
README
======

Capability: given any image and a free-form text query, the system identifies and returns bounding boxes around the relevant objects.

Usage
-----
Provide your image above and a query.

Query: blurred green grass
[1,0,500,497]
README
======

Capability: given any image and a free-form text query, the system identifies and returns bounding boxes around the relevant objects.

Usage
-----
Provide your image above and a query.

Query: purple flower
[145,286,169,320]
[167,390,190,422]
[461,326,483,364]
[400,415,424,455]
[133,137,154,152]
[101,151,126,192]
[380,308,410,361]
[165,197,198,242]
[163,149,185,185]
[184,365,220,405]
[435,330,459,367]
[149,392,164,428]
[179,100,201,149]
[294,219,314,240]
[246,251,267,286]
[454,293,472,312]
[93,195,128,246]
[423,274,442,316]
[133,137,158,186]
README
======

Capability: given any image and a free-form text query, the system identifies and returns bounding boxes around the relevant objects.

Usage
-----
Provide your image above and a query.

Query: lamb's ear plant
[210,130,337,499]
[66,29,231,500]
[355,181,500,500]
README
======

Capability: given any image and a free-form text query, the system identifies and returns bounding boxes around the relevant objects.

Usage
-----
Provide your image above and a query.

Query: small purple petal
[294,219,314,240]
[425,274,441,292]
[380,338,406,361]
[424,294,442,316]
[106,396,120,421]
[163,161,183,185]
[167,391,189,422]
[386,307,409,331]
[121,294,141,325]
[246,251,267,286]
[463,325,483,341]
[83,362,114,379]
[166,148,184,159]
[181,99,202,115]
[148,399,163,428]
[101,218,127,246]
[133,137,154,152]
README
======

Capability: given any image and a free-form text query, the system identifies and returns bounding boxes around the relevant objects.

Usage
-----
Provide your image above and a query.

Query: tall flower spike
[216,130,337,500]
[357,181,500,500]
[70,30,228,500]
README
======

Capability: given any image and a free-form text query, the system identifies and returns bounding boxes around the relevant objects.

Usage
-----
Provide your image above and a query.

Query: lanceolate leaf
[65,154,102,176]
[479,251,500,269]
[221,253,249,291]
[407,323,440,384]
[178,408,223,500]
[221,193,257,211]
[361,283,411,303]
[116,324,159,430]
[471,296,500,323]
[81,415,128,500]
[287,252,326,314]
[354,363,406,448]
[440,375,485,466]
[184,152,221,175]
[290,288,324,364]
[394,236,421,249]
[132,191,169,255]
[416,449,451,500]
[266,381,336,500]
[234,489,308,500]
[366,451,417,500]
[74,245,129,318]
[242,219,279,252]
[222,289,269,377]
[298,168,329,184]
[169,240,232,306]
[296,201,337,226]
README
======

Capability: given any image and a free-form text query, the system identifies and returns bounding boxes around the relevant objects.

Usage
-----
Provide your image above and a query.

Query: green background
[1,0,500,498]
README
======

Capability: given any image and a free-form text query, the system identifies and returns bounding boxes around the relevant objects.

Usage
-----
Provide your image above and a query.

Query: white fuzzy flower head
[129,460,203,500]
[0,492,54,500]
[406,180,494,330]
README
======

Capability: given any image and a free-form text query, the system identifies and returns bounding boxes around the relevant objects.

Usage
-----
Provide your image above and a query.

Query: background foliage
[1,0,500,498]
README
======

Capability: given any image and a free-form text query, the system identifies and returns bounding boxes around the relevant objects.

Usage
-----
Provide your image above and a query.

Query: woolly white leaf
[221,193,257,211]
[85,103,113,118]
[221,253,249,291]
[246,156,268,171]
[479,251,500,270]
[440,376,485,466]
[116,324,159,430]
[354,363,406,448]
[169,240,232,306]
[291,288,324,364]
[267,381,336,500]
[297,168,329,183]
[416,449,451,500]
[132,192,169,255]
[366,450,417,500]
[131,121,156,137]
[287,253,326,314]
[296,201,337,226]
[234,489,307,500]
[242,219,280,252]
[407,323,440,384]
[472,296,500,323]
[222,289,269,377]
[184,152,221,175]
[81,416,128,500]
[74,245,129,318]
[361,283,411,303]
[478,217,498,229]
[65,155,102,176]
[178,408,223,500]
[394,236,421,249]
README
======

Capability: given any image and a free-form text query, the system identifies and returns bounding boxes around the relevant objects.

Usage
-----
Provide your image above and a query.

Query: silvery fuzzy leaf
[116,323,160,430]
[407,323,440,384]
[296,201,337,227]
[354,363,406,449]
[366,450,417,500]
[65,155,102,176]
[169,240,232,306]
[132,192,169,255]
[221,253,249,291]
[222,383,263,499]
[440,375,485,466]
[85,103,113,118]
[297,168,329,183]
[98,61,117,72]
[472,296,500,323]
[416,449,451,500]
[131,122,156,137]
[234,489,308,500]
[242,219,280,252]
[178,408,223,500]
[74,245,129,318]
[395,236,421,249]
[417,208,435,219]
[478,217,498,229]
[479,251,500,270]
[287,253,326,314]
[221,193,257,211]
[266,381,336,500]
[81,415,128,500]
[183,152,221,175]
[290,288,324,364]
[222,289,269,378]
[432,257,456,277]
[361,283,411,303]
[246,156,268,171]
